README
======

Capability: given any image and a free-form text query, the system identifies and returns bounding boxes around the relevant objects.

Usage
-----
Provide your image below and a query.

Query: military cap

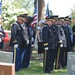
[21,14,28,16]
[20,14,28,18]
[17,15,25,21]
[65,16,69,21]
[69,17,72,21]
[52,15,58,20]
[27,16,34,22]
[45,16,54,21]
[58,17,64,21]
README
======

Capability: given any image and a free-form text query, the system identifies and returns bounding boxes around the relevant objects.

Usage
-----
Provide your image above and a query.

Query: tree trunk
[34,0,45,21]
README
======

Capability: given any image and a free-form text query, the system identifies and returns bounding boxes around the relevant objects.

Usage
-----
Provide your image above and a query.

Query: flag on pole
[45,3,50,18]
[0,0,2,24]
[0,0,2,15]
[31,4,38,27]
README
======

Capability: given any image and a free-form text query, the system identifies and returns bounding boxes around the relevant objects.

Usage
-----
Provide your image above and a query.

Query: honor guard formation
[0,13,74,74]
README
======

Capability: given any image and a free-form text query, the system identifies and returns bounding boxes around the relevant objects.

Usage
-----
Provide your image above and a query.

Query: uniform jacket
[72,25,75,46]
[10,21,26,48]
[42,24,56,49]
[57,24,67,47]
[62,25,71,49]
[52,24,59,47]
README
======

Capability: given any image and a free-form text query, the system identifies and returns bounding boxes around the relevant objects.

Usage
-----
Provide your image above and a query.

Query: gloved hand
[14,44,18,48]
[0,38,2,42]
[58,40,62,43]
[26,40,29,45]
[60,43,63,48]
[31,37,34,42]
[0,32,3,36]
[44,47,49,50]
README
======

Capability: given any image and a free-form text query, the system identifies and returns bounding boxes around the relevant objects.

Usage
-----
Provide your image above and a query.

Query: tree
[70,5,75,25]
[38,0,45,21]
[34,0,53,22]
[2,0,34,30]
[34,0,45,21]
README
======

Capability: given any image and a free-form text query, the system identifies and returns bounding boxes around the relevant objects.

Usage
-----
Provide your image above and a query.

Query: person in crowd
[9,15,26,71]
[51,15,59,69]
[0,22,5,50]
[65,16,73,49]
[37,19,46,61]
[62,17,73,67]
[42,16,56,73]
[21,15,34,68]
[57,17,67,69]
[72,25,75,51]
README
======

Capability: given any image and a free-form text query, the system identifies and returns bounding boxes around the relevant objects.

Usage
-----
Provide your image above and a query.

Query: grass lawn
[16,50,67,75]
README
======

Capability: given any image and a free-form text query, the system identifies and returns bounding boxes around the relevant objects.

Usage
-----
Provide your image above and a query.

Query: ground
[16,50,67,75]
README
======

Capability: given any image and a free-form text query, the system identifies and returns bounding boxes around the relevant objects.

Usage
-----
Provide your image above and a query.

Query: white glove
[31,37,34,42]
[60,43,63,48]
[44,47,48,50]
[26,40,29,45]
[0,38,2,42]
[14,44,18,48]
[59,40,62,43]
[0,32,3,36]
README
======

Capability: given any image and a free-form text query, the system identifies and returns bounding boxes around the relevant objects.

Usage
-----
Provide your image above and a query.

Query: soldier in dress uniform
[62,17,72,67]
[72,20,75,51]
[18,14,31,69]
[9,15,26,71]
[42,16,56,73]
[72,25,75,47]
[65,16,73,50]
[57,17,67,69]
[51,15,60,69]
[52,15,59,48]
[21,15,34,68]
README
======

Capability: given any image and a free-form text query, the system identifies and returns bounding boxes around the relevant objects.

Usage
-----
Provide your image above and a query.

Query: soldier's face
[24,18,27,23]
[58,20,63,25]
[68,21,71,25]
[65,20,71,25]
[18,19,24,24]
[53,19,56,23]
[47,20,53,25]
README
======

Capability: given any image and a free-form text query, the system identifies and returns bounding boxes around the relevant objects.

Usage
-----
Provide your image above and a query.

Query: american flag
[0,0,2,24]
[45,3,50,18]
[31,4,38,27]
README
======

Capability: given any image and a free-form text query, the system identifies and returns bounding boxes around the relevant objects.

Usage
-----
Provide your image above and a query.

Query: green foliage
[2,0,34,30]
[70,5,75,26]
[50,10,53,16]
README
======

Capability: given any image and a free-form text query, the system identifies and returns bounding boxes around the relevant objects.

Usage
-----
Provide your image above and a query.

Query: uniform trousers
[54,46,59,69]
[58,47,67,68]
[44,48,56,72]
[12,47,25,71]
[22,45,31,68]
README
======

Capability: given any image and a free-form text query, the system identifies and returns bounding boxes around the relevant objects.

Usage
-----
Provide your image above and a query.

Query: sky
[44,0,75,17]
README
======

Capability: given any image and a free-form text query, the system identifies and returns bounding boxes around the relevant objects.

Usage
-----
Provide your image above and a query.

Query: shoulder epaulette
[11,22,19,27]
